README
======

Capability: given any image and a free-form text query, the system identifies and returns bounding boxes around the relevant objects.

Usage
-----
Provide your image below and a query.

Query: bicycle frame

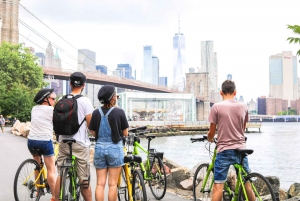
[23,165,47,189]
[200,144,255,201]
[118,146,134,201]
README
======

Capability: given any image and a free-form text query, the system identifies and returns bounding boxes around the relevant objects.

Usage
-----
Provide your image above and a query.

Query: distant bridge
[42,66,183,93]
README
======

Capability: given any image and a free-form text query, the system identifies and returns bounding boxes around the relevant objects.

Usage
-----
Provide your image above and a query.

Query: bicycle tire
[14,159,42,201]
[132,170,147,201]
[60,168,71,201]
[75,176,85,201]
[148,155,167,200]
[118,167,129,201]
[238,172,276,201]
[193,163,214,201]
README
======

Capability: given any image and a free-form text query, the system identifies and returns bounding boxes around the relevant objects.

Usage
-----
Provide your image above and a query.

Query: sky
[18,0,300,103]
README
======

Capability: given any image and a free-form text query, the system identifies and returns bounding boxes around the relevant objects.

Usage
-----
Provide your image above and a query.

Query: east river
[137,122,300,190]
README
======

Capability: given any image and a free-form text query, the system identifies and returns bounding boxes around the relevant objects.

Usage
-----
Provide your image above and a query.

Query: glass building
[173,33,185,89]
[96,65,108,75]
[159,77,168,87]
[78,49,96,71]
[143,46,153,84]
[152,56,159,85]
[118,92,196,121]
[117,64,133,79]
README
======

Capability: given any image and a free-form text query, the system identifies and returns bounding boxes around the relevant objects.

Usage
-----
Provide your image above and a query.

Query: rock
[167,167,190,188]
[266,176,280,200]
[163,157,181,169]
[180,177,194,190]
[227,166,237,191]
[287,183,300,198]
[284,195,300,201]
[279,189,287,201]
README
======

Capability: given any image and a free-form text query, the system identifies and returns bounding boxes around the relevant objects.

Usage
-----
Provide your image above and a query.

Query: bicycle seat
[236,149,254,155]
[62,139,76,143]
[124,155,142,163]
[146,135,156,140]
[29,148,42,156]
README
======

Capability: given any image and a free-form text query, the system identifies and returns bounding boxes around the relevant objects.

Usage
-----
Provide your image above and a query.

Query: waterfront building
[239,96,244,102]
[173,25,185,90]
[118,92,196,121]
[96,65,108,75]
[269,51,298,106]
[159,77,168,87]
[247,98,256,114]
[113,68,125,78]
[257,96,266,115]
[227,74,232,80]
[266,97,283,115]
[152,56,159,85]
[78,49,96,71]
[35,52,45,66]
[117,64,133,79]
[201,41,218,92]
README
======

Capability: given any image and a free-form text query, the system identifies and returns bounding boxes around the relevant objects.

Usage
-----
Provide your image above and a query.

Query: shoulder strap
[105,107,115,117]
[98,107,104,117]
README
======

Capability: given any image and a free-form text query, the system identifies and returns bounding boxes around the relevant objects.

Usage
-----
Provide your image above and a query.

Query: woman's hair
[221,80,236,95]
[102,92,116,108]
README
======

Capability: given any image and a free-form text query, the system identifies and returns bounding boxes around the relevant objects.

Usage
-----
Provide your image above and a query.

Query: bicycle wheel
[75,176,85,201]
[148,155,167,199]
[132,170,147,201]
[238,172,276,201]
[118,167,128,201]
[60,168,71,201]
[14,159,42,201]
[193,163,214,201]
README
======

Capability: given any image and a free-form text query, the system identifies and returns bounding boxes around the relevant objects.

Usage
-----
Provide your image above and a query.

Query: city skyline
[18,0,300,103]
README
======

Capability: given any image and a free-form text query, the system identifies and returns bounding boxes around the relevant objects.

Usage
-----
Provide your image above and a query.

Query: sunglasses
[48,97,56,101]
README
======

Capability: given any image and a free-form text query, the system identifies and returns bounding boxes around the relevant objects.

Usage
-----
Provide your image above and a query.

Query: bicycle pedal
[223,191,232,201]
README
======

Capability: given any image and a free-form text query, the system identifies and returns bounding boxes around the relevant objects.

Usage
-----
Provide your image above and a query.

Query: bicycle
[117,137,147,201]
[13,141,58,201]
[58,139,89,201]
[190,135,276,201]
[129,126,167,200]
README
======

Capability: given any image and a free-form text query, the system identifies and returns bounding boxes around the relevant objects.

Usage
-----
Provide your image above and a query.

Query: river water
[137,122,300,190]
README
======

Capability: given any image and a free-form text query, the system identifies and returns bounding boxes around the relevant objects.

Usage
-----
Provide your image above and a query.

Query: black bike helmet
[34,88,54,104]
[70,72,86,87]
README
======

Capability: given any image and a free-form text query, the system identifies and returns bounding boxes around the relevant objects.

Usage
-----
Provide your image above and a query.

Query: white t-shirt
[28,105,54,141]
[59,96,94,147]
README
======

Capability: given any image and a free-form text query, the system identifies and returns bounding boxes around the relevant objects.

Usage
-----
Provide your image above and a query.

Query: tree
[0,42,46,121]
[287,25,300,56]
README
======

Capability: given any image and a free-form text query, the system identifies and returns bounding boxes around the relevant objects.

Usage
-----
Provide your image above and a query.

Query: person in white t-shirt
[28,88,57,201]
[55,72,93,201]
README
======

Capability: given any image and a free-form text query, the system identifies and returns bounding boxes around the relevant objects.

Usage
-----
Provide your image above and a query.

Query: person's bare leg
[108,167,122,201]
[95,168,108,201]
[80,182,92,201]
[44,156,56,200]
[245,182,255,201]
[54,176,60,201]
[211,183,224,201]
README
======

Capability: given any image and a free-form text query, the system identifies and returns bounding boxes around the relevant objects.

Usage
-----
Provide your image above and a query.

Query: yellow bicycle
[117,137,147,201]
[13,141,59,201]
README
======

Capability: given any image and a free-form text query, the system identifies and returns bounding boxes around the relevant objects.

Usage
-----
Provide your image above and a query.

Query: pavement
[0,128,189,200]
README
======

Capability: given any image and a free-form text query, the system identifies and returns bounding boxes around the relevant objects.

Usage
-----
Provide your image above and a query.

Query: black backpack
[53,94,85,136]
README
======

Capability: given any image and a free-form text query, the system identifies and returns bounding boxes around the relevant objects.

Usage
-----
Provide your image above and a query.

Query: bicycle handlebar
[129,126,147,132]
[190,135,217,143]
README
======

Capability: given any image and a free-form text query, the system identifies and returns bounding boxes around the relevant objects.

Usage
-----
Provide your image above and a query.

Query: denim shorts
[94,141,124,169]
[214,149,250,183]
[27,139,54,157]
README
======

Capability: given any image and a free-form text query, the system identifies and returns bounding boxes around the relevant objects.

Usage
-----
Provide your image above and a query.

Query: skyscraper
[35,53,45,66]
[159,77,168,87]
[201,41,218,92]
[96,65,108,75]
[173,19,185,89]
[269,51,298,106]
[152,56,159,85]
[227,74,232,80]
[117,64,133,79]
[78,49,96,71]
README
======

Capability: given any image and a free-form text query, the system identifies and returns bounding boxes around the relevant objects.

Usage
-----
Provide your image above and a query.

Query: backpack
[53,94,85,135]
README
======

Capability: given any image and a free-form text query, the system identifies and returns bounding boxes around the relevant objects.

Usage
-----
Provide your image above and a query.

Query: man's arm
[85,114,92,128]
[207,123,217,142]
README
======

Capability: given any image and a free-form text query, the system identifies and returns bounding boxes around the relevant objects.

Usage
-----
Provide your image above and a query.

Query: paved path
[0,128,189,200]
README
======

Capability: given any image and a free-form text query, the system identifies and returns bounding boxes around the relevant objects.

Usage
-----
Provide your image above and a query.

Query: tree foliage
[0,42,46,121]
[277,108,297,115]
[287,25,300,56]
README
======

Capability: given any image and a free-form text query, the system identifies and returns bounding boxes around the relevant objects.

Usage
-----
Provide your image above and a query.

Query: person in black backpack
[89,85,129,201]
[54,72,94,201]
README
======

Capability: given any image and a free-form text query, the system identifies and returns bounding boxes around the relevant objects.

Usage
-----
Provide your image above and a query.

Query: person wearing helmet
[89,85,129,201]
[27,88,57,201]
[55,72,93,201]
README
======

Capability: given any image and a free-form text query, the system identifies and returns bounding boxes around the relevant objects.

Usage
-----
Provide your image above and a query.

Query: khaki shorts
[0,125,4,130]
[57,142,90,181]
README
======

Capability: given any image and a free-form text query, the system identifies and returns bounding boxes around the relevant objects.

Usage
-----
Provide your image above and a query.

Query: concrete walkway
[0,128,189,200]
